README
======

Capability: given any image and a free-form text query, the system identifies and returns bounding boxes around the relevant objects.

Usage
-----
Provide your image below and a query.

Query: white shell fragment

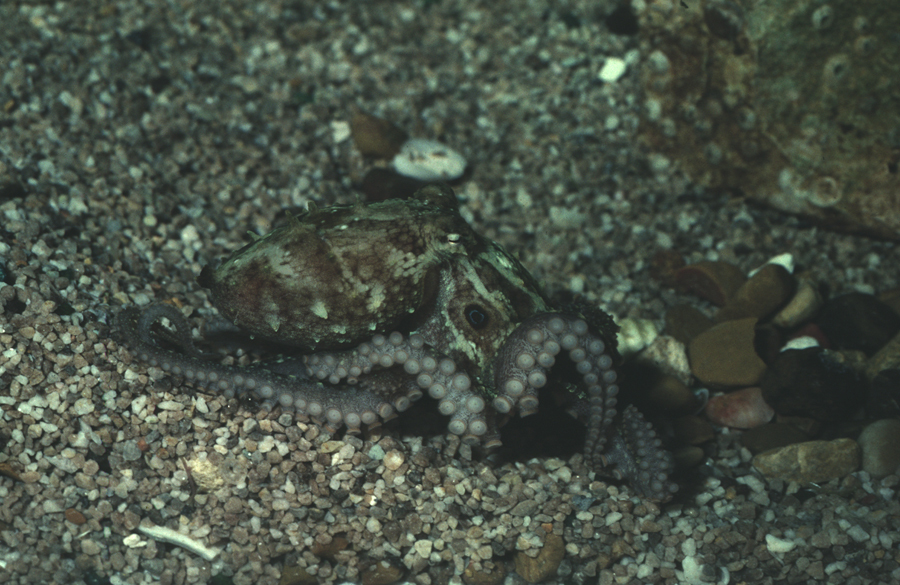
[749,252,794,277]
[138,523,221,560]
[616,317,660,357]
[391,138,467,181]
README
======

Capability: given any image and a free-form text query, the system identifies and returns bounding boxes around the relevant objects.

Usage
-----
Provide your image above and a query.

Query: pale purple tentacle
[116,306,407,433]
[306,331,490,444]
[602,405,678,501]
[493,313,619,461]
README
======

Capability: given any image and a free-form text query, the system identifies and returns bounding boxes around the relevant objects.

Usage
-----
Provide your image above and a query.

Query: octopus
[116,184,677,501]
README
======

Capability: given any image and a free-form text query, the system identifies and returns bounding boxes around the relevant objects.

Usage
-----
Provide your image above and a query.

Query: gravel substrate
[1,1,899,584]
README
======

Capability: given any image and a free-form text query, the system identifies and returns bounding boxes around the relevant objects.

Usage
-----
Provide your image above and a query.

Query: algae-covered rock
[637,0,900,238]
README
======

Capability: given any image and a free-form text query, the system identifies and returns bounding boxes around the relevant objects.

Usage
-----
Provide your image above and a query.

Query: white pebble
[616,318,659,357]
[765,534,796,553]
[781,336,819,351]
[391,138,466,181]
[414,539,433,558]
[749,252,794,277]
[598,57,627,82]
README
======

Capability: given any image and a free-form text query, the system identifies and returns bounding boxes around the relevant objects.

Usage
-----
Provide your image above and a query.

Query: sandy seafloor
[1,1,899,584]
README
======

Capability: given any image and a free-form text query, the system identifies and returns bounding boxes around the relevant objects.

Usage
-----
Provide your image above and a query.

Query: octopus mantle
[117,185,676,501]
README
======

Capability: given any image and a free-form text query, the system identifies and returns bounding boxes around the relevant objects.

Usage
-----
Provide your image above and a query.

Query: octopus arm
[115,305,412,433]
[601,405,678,502]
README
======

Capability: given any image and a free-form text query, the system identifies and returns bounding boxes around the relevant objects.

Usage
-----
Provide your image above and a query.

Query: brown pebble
[0,462,22,482]
[705,387,774,429]
[752,438,860,483]
[383,449,405,471]
[715,264,795,322]
[631,372,699,417]
[312,536,349,558]
[689,318,767,386]
[350,109,409,158]
[463,560,507,585]
[279,565,317,585]
[665,303,715,346]
[514,534,565,583]
[362,560,403,585]
[673,260,747,306]
[65,508,87,525]
[772,275,822,328]
[673,415,716,445]
[741,422,810,454]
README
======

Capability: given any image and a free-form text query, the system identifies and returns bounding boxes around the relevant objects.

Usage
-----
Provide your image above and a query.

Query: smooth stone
[391,138,467,181]
[689,318,767,386]
[865,369,900,418]
[752,438,860,484]
[760,347,867,421]
[673,415,716,445]
[360,168,425,202]
[635,373,700,417]
[816,292,900,357]
[715,264,795,323]
[463,560,507,585]
[857,418,900,479]
[665,303,715,346]
[515,534,565,583]
[673,445,706,469]
[361,561,404,585]
[705,387,775,429]
[673,261,746,306]
[772,275,823,328]
[741,423,810,454]
[634,334,693,386]
[350,109,408,158]
[865,330,900,381]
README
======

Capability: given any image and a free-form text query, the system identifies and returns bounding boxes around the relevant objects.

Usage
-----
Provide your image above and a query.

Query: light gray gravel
[1,1,899,584]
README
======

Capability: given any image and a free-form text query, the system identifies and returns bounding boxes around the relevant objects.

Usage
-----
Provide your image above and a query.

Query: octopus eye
[464,304,489,329]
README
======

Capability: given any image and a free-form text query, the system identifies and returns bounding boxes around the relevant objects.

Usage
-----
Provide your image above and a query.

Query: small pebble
[857,418,900,478]
[391,138,467,181]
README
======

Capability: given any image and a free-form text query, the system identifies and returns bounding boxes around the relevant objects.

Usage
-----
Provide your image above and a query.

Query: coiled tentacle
[602,405,678,501]
[305,331,490,443]
[493,313,619,460]
[115,306,409,433]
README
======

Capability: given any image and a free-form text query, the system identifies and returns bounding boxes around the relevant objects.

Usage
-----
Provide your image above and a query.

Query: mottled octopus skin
[117,185,677,501]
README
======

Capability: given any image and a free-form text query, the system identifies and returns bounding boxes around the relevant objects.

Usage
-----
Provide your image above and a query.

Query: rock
[753,438,860,484]
[816,292,900,357]
[715,264,795,323]
[350,109,408,158]
[865,369,900,418]
[360,168,425,202]
[514,534,565,583]
[463,560,507,585]
[760,347,867,421]
[673,445,706,469]
[673,260,746,306]
[741,423,811,454]
[635,334,693,386]
[705,387,775,429]
[673,415,716,445]
[279,565,317,585]
[362,561,403,585]
[636,0,900,239]
[616,318,659,357]
[857,418,900,478]
[689,318,767,386]
[665,303,714,346]
[865,331,900,381]
[772,275,824,328]
[638,373,701,417]
[391,138,467,181]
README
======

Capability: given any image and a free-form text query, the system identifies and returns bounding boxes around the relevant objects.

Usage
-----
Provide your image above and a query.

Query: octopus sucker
[118,185,677,501]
